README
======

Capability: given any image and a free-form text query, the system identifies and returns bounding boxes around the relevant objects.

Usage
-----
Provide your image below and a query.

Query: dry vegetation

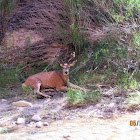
[0,0,108,66]
[0,0,140,138]
[0,0,139,105]
[0,0,72,65]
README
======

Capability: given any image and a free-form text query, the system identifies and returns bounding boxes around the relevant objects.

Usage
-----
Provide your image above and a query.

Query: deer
[22,53,89,98]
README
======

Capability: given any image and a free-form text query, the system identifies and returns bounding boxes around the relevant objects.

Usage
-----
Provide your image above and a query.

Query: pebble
[31,115,41,122]
[12,100,33,107]
[0,120,10,127]
[30,122,35,125]
[98,115,104,119]
[36,121,43,128]
[11,121,16,126]
[27,122,35,128]
[1,99,7,102]
[44,122,49,126]
[16,118,25,125]
[0,127,3,131]
[108,102,115,108]
[0,122,5,127]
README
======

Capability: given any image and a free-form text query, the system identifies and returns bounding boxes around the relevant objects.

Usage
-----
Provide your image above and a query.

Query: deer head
[56,52,77,76]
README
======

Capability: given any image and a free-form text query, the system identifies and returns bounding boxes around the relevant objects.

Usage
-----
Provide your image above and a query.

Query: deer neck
[61,73,69,84]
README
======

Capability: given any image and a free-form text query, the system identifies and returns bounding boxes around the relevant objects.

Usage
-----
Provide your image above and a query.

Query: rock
[30,122,35,125]
[0,120,10,127]
[108,103,115,108]
[16,118,25,125]
[31,115,41,122]
[12,100,33,107]
[36,121,43,128]
[0,127,3,131]
[98,115,104,119]
[27,122,35,128]
[44,122,49,126]
[0,122,5,127]
[11,121,16,126]
[1,99,7,102]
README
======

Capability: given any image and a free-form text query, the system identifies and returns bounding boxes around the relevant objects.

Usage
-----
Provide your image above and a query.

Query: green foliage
[0,0,17,14]
[70,34,139,92]
[22,85,36,98]
[134,31,140,46]
[64,0,87,54]
[91,0,140,23]
[129,79,140,90]
[127,91,140,107]
[0,88,10,96]
[0,65,22,88]
[0,64,26,98]
[91,39,126,68]
[66,88,100,105]
[0,128,8,134]
[117,70,139,90]
[25,36,31,56]
[0,0,18,42]
[22,85,33,92]
[112,0,140,22]
[0,0,139,106]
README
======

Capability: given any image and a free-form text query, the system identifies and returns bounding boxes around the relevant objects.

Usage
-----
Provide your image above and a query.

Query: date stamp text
[130,120,140,126]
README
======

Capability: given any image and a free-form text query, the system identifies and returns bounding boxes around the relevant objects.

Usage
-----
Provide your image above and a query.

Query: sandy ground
[0,113,140,140]
[0,92,140,140]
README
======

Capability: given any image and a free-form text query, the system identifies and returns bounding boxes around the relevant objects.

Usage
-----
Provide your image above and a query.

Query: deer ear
[60,63,63,67]
[69,60,77,66]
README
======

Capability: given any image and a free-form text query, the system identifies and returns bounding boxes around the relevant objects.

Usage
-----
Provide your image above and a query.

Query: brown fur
[22,57,89,98]
[23,71,69,98]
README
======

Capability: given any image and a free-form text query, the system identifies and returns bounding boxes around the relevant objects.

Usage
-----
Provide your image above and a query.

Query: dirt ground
[0,91,140,140]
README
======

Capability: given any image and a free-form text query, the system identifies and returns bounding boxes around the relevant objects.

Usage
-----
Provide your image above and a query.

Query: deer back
[24,71,66,89]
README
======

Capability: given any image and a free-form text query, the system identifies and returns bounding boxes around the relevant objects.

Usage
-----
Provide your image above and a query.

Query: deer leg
[68,82,90,91]
[56,86,69,92]
[34,83,50,98]
[42,89,55,92]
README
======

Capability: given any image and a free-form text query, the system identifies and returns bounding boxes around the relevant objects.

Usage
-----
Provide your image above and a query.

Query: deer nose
[65,71,68,75]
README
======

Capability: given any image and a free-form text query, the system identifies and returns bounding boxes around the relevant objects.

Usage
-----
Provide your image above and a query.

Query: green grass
[66,88,101,105]
[0,88,11,98]
[127,91,140,108]
[0,62,49,88]
[22,85,34,94]
[0,66,22,88]
[22,85,37,99]
[69,46,139,102]
[0,128,8,134]
[0,64,38,98]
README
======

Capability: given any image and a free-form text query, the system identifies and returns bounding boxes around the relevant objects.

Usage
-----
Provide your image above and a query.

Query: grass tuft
[66,88,101,105]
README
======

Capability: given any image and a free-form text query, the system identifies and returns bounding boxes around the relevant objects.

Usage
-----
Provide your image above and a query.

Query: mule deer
[22,53,88,98]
